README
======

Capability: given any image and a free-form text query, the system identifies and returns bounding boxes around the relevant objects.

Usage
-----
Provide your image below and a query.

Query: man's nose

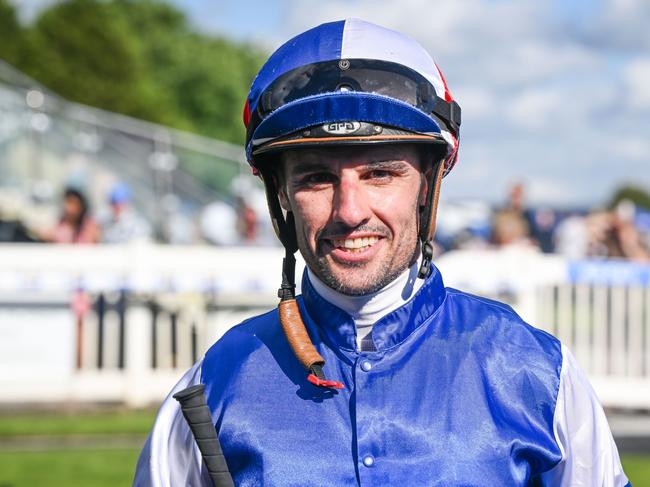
[332,176,371,227]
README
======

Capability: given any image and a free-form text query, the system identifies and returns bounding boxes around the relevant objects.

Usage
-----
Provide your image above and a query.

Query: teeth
[332,236,379,250]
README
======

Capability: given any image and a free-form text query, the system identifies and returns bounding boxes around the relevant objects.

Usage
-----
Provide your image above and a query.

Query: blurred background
[0,0,649,485]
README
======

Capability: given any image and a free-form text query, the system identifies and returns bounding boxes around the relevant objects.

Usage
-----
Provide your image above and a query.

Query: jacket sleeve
[539,344,630,487]
[133,360,213,487]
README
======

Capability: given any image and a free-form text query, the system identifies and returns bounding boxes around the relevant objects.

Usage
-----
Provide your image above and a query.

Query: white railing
[0,244,648,409]
[0,244,284,407]
[438,248,650,409]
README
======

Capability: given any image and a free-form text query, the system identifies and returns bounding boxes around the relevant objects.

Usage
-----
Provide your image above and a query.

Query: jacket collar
[299,264,446,352]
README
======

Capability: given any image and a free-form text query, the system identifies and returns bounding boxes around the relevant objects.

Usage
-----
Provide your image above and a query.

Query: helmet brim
[252,132,447,158]
[247,91,446,160]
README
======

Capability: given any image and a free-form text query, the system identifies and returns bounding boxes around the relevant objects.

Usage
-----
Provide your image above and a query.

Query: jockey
[134,19,629,486]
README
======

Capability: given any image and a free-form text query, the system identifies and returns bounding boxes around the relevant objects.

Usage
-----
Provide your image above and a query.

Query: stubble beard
[301,223,420,297]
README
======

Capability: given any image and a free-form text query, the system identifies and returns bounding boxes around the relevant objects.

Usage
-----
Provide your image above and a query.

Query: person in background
[235,196,258,244]
[609,201,650,262]
[200,199,239,246]
[554,212,589,259]
[491,182,536,248]
[101,182,151,244]
[45,187,99,244]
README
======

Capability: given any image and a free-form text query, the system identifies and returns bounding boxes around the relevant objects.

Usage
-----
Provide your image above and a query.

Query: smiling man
[134,19,629,486]
[280,146,424,296]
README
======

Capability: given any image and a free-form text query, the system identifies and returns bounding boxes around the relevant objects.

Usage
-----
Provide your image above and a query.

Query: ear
[278,182,291,212]
[271,167,292,212]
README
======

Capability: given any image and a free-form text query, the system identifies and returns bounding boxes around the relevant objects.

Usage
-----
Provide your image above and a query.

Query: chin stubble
[310,241,419,296]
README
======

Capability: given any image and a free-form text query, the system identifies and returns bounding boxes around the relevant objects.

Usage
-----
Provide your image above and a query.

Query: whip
[173,384,234,487]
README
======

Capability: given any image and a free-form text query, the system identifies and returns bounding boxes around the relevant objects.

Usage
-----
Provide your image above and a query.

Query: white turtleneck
[306,260,425,351]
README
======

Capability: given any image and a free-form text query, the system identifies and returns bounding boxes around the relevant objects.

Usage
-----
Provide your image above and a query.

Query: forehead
[280,144,422,172]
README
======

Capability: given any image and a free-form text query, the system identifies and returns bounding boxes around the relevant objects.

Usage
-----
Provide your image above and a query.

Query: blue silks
[200,265,563,486]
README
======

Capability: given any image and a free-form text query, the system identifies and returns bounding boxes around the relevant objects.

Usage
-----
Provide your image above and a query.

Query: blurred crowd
[40,184,152,244]
[1,180,649,263]
[435,183,650,263]
[0,176,276,247]
[0,182,152,245]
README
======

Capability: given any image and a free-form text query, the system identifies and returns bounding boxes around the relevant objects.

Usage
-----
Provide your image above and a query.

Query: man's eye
[365,170,393,180]
[300,173,335,185]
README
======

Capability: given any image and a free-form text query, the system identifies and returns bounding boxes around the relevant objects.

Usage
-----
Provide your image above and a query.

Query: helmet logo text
[322,121,361,135]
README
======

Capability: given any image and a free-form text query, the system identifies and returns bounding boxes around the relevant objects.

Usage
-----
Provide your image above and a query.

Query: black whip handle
[173,384,234,487]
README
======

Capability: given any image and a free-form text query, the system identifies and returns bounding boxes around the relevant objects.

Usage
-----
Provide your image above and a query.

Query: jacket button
[360,360,372,372]
[362,455,374,467]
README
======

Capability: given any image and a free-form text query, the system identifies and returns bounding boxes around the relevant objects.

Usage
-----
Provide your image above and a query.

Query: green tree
[609,185,650,211]
[10,0,265,144]
[20,0,169,120]
[0,0,23,64]
[108,0,265,143]
[167,35,263,143]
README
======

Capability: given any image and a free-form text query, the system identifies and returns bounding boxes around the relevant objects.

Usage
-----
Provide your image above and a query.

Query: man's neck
[306,261,424,351]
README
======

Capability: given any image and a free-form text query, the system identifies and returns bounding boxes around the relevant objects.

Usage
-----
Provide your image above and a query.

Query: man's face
[278,145,427,296]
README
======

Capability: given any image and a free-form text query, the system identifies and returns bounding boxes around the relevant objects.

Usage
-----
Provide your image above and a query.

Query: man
[101,182,151,244]
[134,19,629,486]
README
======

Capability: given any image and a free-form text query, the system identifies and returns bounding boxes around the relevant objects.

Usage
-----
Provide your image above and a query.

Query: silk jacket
[134,266,629,486]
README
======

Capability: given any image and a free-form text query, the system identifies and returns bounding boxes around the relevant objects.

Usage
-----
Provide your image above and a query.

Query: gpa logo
[322,121,361,135]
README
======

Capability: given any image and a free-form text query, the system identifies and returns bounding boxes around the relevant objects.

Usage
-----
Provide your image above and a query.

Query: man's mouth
[330,236,380,253]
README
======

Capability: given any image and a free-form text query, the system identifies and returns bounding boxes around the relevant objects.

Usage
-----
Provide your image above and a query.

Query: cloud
[505,88,563,131]
[527,177,576,205]
[581,0,650,51]
[616,135,650,161]
[623,58,650,110]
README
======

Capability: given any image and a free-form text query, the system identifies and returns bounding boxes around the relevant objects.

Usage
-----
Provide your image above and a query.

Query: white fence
[440,248,650,409]
[0,244,648,409]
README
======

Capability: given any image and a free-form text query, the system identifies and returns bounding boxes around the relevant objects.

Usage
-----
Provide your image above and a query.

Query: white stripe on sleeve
[540,344,629,486]
[133,360,212,487]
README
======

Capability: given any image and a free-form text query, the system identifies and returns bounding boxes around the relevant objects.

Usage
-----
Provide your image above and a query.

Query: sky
[13,0,650,207]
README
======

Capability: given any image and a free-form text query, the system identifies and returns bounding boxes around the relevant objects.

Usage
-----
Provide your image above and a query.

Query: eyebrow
[289,158,412,177]
[366,160,412,172]
[290,161,334,177]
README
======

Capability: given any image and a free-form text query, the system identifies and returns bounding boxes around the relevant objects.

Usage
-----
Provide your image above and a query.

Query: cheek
[292,192,332,238]
[368,187,419,231]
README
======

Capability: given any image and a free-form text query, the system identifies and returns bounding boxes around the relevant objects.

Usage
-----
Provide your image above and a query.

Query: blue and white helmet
[243,18,461,177]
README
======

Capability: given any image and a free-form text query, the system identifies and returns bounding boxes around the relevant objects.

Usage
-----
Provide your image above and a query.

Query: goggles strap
[418,158,445,279]
[432,96,461,134]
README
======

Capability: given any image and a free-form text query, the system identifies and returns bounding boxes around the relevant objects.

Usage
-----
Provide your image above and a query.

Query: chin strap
[261,171,344,390]
[417,158,446,279]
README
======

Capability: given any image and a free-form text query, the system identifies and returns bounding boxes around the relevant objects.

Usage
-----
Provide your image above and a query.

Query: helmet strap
[279,241,297,301]
[259,170,343,389]
[417,158,446,279]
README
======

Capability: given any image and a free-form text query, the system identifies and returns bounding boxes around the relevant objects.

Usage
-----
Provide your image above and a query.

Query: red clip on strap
[307,374,344,389]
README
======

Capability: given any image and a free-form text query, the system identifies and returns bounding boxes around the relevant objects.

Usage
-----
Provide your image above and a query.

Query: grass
[623,456,650,487]
[0,409,155,487]
[0,409,157,437]
[0,409,648,486]
[0,449,140,487]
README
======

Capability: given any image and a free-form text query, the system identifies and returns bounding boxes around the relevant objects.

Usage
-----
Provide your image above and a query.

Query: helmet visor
[253,59,439,122]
